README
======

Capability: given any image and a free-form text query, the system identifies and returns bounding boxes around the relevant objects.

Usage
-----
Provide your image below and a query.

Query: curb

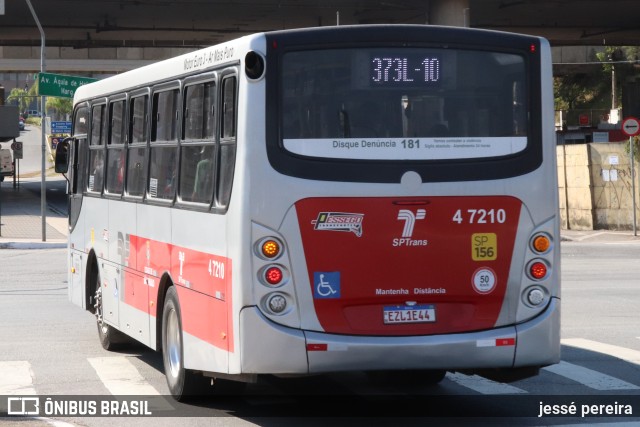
[0,241,67,250]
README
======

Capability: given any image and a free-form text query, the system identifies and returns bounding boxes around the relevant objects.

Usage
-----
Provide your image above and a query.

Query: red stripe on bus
[123,235,233,352]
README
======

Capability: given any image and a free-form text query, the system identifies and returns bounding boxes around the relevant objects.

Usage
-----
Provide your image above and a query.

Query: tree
[6,88,31,113]
[46,96,73,121]
[554,73,602,111]
[554,46,640,114]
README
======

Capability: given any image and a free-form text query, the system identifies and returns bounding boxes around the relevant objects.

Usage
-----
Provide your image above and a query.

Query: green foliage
[554,73,604,110]
[6,88,30,112]
[555,46,640,113]
[25,117,41,126]
[624,136,640,163]
[46,96,73,120]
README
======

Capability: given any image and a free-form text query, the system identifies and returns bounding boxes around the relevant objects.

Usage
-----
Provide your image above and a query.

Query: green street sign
[37,72,97,98]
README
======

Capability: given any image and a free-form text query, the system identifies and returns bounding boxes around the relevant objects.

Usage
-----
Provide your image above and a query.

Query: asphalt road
[14,124,49,178]
[1,242,640,426]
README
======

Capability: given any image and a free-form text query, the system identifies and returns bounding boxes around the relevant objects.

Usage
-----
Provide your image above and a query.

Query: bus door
[63,107,90,308]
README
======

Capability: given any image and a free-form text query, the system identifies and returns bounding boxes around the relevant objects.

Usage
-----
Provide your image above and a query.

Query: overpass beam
[428,0,470,27]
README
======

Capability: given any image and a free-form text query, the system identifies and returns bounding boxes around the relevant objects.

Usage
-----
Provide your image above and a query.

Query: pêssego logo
[311,212,364,237]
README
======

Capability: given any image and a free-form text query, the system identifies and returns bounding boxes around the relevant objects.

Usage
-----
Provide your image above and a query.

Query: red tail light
[529,261,547,280]
[265,266,283,285]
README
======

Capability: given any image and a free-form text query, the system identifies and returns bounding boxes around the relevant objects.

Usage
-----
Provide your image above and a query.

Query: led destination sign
[370,54,441,87]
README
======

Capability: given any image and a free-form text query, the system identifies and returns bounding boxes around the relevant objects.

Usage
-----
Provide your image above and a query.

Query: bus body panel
[237,298,559,374]
[62,26,560,388]
[293,195,521,336]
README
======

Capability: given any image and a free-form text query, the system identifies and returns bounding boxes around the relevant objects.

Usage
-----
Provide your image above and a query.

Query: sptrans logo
[393,209,428,247]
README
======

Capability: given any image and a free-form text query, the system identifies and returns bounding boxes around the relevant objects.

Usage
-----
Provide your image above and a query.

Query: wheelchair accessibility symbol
[313,272,341,299]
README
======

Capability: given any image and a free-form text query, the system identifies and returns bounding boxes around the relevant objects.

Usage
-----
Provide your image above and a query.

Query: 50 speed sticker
[472,267,496,294]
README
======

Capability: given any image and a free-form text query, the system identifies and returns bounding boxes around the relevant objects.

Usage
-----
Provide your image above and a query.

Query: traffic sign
[51,121,72,134]
[37,72,97,98]
[578,113,590,127]
[622,117,640,136]
[11,140,23,159]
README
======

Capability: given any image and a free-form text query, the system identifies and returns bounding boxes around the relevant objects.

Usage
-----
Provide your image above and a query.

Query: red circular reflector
[530,262,547,280]
[265,267,283,285]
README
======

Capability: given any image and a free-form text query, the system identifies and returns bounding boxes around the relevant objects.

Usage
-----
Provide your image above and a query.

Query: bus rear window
[281,48,528,161]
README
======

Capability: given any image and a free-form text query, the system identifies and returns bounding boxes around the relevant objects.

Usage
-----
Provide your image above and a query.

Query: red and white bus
[55,24,560,400]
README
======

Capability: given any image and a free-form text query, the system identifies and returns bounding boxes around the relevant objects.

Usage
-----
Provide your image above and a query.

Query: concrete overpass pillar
[428,0,470,27]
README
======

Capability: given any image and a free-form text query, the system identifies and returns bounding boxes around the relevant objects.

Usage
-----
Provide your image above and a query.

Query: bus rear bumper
[239,297,560,374]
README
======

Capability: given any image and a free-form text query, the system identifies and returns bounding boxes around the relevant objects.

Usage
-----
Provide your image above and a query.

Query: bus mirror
[54,138,71,173]
[245,51,265,80]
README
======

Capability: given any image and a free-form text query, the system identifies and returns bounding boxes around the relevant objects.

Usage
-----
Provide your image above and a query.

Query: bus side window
[126,94,148,197]
[217,75,237,209]
[180,80,216,205]
[106,99,126,195]
[71,106,89,195]
[88,103,106,193]
[149,88,179,200]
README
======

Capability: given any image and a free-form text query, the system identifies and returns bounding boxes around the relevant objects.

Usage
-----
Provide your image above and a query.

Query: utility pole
[25,0,47,241]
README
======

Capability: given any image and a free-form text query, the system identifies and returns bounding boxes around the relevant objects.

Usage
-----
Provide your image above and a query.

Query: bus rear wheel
[161,286,245,400]
[162,286,210,401]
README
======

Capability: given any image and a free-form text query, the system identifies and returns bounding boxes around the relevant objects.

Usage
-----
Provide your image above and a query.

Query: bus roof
[73,32,264,103]
[73,24,545,104]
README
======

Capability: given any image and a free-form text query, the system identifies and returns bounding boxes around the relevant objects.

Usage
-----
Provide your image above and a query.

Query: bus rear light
[527,288,545,306]
[267,294,287,314]
[256,237,284,260]
[264,266,284,285]
[261,239,281,259]
[529,261,548,280]
[531,234,551,253]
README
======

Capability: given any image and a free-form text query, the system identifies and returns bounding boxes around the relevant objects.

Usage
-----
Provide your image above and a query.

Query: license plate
[383,304,436,324]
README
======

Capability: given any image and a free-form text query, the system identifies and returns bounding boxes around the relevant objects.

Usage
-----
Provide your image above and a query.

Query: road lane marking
[88,356,160,395]
[35,418,78,427]
[543,360,640,390]
[0,361,37,395]
[562,338,640,365]
[446,372,527,394]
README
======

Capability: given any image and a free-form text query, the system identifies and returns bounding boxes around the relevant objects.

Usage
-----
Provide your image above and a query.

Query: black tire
[93,270,129,350]
[162,286,211,401]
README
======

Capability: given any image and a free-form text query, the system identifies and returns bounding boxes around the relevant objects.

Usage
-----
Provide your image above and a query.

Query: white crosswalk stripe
[562,338,640,365]
[543,360,640,390]
[0,361,37,395]
[3,339,640,399]
[446,372,527,394]
[87,356,161,395]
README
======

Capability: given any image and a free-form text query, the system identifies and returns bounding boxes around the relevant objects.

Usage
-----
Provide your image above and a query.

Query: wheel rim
[94,286,108,335]
[166,307,181,379]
